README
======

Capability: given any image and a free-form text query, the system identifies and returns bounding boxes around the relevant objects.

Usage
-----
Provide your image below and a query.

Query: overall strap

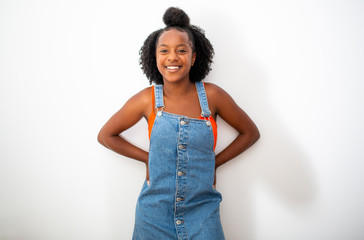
[195,81,211,117]
[154,84,165,110]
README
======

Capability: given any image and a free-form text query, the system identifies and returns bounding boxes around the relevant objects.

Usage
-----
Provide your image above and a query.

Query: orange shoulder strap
[148,86,156,139]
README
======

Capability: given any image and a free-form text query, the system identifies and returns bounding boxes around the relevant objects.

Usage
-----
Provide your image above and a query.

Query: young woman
[98,7,260,240]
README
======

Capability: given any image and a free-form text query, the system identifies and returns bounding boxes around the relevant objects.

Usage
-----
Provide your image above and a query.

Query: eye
[159,49,168,53]
[178,49,187,53]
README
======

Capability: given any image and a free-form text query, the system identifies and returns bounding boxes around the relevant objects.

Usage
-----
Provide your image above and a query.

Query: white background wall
[1,0,363,239]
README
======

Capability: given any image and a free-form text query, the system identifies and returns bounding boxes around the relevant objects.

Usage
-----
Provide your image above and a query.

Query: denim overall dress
[132,81,225,240]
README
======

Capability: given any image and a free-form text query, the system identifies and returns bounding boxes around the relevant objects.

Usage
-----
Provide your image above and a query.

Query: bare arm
[206,83,260,169]
[97,87,152,164]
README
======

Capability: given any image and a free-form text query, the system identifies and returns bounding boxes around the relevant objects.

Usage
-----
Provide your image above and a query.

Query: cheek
[155,56,162,70]
[156,59,168,76]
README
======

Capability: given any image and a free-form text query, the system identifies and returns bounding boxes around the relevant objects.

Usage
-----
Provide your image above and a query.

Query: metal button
[178,145,184,150]
[157,111,162,117]
[176,220,182,225]
[206,121,211,126]
[180,120,186,125]
[177,171,184,176]
[176,197,183,202]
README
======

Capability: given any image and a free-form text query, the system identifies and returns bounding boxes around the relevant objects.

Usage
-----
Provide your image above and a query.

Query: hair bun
[163,7,190,27]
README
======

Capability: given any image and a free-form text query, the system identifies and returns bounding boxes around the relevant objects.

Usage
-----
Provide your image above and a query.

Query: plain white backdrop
[1,0,364,239]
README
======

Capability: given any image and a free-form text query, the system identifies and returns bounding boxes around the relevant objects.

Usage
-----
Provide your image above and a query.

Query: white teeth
[167,66,179,70]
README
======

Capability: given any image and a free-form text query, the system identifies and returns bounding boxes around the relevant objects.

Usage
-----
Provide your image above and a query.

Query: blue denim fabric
[132,82,225,240]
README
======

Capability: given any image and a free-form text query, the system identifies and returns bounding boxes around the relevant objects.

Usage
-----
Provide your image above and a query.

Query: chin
[163,74,189,83]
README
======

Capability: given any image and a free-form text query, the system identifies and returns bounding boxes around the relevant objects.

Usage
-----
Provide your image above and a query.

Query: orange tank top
[148,85,217,150]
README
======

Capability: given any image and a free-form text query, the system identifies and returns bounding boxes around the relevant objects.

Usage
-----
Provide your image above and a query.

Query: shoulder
[204,82,231,102]
[128,86,153,104]
[122,86,153,115]
[203,82,238,115]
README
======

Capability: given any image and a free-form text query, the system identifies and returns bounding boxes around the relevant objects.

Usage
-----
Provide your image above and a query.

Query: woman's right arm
[97,87,152,164]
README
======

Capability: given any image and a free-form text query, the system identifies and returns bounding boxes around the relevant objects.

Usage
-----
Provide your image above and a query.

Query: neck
[163,80,195,97]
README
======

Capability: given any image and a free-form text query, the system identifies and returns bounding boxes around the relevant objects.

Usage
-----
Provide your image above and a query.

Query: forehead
[157,28,191,47]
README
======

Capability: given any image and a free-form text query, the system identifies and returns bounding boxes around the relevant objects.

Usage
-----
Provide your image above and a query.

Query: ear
[192,52,196,66]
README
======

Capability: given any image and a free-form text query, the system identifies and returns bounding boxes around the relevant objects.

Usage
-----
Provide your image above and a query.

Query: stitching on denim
[154,84,164,109]
[195,82,211,117]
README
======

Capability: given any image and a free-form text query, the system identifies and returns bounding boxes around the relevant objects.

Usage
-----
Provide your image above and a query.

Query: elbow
[254,129,260,143]
[97,131,107,147]
[254,126,260,141]
[97,130,119,149]
[247,126,260,145]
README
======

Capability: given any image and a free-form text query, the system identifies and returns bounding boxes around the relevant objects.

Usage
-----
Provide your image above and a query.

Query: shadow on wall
[205,10,318,240]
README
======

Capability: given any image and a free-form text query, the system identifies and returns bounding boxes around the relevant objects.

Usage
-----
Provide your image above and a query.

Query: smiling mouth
[166,66,181,71]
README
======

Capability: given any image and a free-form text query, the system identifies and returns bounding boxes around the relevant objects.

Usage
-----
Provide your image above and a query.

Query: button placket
[175,118,189,239]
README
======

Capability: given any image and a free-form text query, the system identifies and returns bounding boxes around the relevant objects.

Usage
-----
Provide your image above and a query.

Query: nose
[168,51,178,61]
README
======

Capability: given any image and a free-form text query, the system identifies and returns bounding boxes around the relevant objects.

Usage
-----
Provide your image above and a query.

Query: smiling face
[156,28,196,84]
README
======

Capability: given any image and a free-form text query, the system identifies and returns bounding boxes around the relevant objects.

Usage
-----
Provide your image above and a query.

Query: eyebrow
[157,44,189,48]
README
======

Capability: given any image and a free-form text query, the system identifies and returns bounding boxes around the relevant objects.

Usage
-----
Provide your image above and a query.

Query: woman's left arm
[206,83,260,169]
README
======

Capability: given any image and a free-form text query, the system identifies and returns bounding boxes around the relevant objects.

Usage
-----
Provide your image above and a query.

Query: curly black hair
[139,7,214,85]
